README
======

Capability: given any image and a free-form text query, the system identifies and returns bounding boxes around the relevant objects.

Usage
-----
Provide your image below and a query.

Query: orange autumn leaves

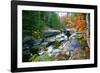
[74,14,87,33]
[64,14,87,33]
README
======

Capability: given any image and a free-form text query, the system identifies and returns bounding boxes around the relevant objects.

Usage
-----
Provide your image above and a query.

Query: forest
[22,10,90,62]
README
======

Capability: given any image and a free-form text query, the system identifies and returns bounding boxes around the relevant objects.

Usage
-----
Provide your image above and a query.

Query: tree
[74,14,87,33]
[22,11,65,39]
[43,12,64,30]
[22,11,46,39]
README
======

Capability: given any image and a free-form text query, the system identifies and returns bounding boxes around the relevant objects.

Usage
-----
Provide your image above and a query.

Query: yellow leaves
[64,17,74,28]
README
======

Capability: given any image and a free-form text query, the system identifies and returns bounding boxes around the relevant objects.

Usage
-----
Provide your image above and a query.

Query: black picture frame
[11,1,97,72]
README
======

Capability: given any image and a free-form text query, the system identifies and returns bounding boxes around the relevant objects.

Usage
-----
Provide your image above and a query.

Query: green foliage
[29,54,39,62]
[76,34,83,40]
[52,40,61,49]
[47,12,63,29]
[29,52,52,62]
[22,11,64,39]
[76,34,88,48]
[22,11,45,39]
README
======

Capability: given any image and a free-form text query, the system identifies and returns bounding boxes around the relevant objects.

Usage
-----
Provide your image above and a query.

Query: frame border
[11,1,97,72]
